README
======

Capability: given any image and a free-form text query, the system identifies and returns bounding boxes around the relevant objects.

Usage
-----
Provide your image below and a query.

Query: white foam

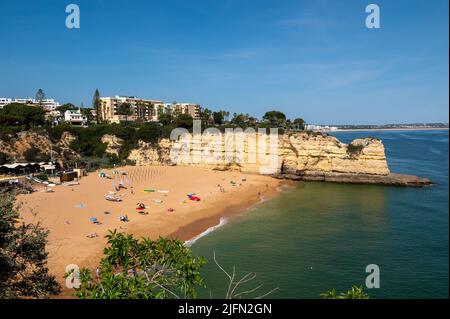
[184,217,228,247]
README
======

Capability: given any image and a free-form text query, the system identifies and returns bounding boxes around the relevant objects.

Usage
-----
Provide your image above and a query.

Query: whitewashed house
[64,109,88,126]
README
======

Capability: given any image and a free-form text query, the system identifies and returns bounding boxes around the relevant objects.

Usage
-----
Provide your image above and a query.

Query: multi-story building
[0,98,12,108]
[0,97,60,111]
[171,103,201,119]
[99,96,201,123]
[39,99,60,111]
[99,96,163,123]
[64,109,88,126]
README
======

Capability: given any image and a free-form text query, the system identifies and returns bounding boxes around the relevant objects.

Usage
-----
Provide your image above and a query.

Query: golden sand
[17,166,284,297]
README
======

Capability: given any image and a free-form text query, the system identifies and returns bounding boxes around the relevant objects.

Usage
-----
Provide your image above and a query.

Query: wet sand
[16,166,285,297]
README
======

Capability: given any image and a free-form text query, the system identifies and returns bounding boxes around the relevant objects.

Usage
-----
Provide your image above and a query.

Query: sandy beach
[16,166,285,297]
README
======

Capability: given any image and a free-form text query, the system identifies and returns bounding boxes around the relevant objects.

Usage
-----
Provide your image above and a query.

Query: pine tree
[92,89,100,124]
[35,89,46,108]
[0,194,60,298]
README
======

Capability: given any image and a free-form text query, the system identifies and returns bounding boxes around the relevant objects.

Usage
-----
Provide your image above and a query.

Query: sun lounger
[105,195,122,202]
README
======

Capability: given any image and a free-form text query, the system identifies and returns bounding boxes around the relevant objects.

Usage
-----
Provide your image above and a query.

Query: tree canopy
[293,118,305,130]
[213,111,224,125]
[69,230,206,299]
[0,103,46,128]
[117,103,133,122]
[263,110,287,127]
[175,113,194,129]
[56,103,78,113]
[35,89,46,107]
[0,194,60,298]
[92,89,101,124]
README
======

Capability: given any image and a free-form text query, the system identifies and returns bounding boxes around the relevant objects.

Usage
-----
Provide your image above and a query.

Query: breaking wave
[184,217,228,247]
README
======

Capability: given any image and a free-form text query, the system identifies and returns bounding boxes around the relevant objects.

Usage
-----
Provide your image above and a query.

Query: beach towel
[187,194,201,201]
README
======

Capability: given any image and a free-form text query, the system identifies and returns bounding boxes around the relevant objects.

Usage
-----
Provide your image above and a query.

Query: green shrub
[0,151,10,165]
[23,147,50,162]
[0,194,60,298]
[320,285,369,299]
[35,173,49,181]
[347,143,364,156]
[135,123,162,143]
[68,230,206,299]
[0,103,46,128]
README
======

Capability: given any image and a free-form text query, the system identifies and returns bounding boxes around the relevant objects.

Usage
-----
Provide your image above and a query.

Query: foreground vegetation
[0,194,60,298]
[70,230,206,299]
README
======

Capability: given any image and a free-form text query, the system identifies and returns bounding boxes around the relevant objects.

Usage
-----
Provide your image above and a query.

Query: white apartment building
[0,97,60,111]
[0,98,12,108]
[64,109,88,126]
[305,124,338,132]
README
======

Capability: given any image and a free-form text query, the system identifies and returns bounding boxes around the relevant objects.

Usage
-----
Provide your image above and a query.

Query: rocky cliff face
[0,131,54,160]
[124,131,430,186]
[280,133,390,176]
[125,131,391,177]
[1,129,429,186]
[0,130,79,166]
[101,134,124,157]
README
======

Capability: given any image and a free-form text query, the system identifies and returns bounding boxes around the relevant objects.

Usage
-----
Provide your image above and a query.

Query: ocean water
[191,130,449,299]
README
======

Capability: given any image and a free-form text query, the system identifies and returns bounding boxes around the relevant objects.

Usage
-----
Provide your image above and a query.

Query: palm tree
[117,102,132,123]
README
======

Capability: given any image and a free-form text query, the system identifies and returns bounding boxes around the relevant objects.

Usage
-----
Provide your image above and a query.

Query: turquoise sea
[191,130,449,299]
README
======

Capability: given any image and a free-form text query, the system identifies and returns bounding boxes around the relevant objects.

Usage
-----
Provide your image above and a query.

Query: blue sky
[0,0,448,124]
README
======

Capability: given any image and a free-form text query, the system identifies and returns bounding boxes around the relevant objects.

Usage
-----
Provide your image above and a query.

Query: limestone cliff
[0,130,79,166]
[101,134,124,157]
[125,132,387,173]
[124,131,429,186]
[280,133,390,176]
[0,129,429,186]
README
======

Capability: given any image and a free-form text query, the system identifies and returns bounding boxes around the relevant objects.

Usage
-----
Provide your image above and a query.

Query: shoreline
[331,127,448,132]
[16,165,288,298]
[168,180,291,243]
